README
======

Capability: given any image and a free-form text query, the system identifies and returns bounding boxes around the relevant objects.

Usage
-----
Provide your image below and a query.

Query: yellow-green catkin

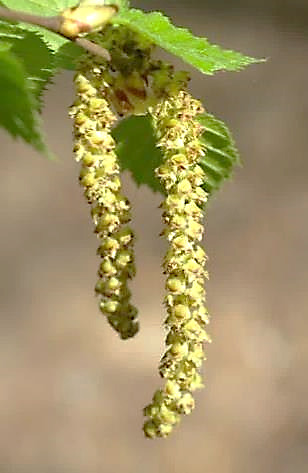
[86,24,190,117]
[69,25,186,340]
[69,57,138,339]
[143,90,211,438]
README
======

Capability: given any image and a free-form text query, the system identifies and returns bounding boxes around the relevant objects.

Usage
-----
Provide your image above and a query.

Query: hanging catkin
[70,22,211,436]
[69,58,138,339]
[143,90,211,438]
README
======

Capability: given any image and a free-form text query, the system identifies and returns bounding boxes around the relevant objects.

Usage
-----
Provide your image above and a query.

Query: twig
[0,6,111,61]
[75,38,110,60]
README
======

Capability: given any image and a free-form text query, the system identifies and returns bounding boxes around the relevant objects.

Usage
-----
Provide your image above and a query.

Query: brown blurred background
[0,0,307,471]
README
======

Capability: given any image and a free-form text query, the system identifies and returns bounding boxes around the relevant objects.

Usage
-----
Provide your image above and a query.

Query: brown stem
[0,7,61,31]
[75,38,111,60]
[0,6,111,61]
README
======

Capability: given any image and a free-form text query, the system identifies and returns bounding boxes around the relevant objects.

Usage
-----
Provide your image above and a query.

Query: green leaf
[199,113,241,193]
[11,31,55,102]
[0,49,47,152]
[113,115,163,193]
[0,17,23,50]
[113,112,240,196]
[1,0,73,15]
[115,9,262,75]
[1,1,262,75]
[0,20,56,102]
[0,16,24,38]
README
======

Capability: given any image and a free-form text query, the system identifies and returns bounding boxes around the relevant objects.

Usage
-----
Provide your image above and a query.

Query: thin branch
[0,6,111,61]
[0,7,60,31]
[75,37,110,60]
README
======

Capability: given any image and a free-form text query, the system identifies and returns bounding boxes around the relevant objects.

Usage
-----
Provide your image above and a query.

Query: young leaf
[0,20,56,102]
[113,115,163,194]
[115,9,261,75]
[0,49,47,152]
[199,113,241,193]
[11,31,55,102]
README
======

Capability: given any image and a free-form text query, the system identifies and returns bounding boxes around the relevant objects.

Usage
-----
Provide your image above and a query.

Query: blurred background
[0,0,307,471]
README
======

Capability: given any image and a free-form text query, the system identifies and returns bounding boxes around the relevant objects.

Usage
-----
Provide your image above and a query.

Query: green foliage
[199,113,241,193]
[0,18,23,50]
[3,26,55,102]
[0,17,54,149]
[0,0,256,184]
[115,9,261,75]
[1,0,260,75]
[113,115,164,194]
[113,112,239,195]
[0,49,47,152]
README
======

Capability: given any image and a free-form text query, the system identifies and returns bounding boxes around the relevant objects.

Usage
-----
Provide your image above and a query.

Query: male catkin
[143,91,211,438]
[70,23,211,437]
[70,58,138,339]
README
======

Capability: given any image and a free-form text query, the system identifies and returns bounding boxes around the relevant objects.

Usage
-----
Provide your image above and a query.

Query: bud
[60,4,118,38]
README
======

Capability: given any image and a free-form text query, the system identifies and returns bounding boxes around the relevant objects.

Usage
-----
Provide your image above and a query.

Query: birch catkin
[70,22,211,437]
[70,59,138,339]
[143,91,211,438]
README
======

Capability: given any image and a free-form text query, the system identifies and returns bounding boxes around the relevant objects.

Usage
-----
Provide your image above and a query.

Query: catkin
[69,58,138,339]
[68,25,186,340]
[143,91,211,438]
[69,23,211,437]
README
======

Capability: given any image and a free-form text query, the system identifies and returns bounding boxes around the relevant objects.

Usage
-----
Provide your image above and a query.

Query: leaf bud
[59,4,118,38]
